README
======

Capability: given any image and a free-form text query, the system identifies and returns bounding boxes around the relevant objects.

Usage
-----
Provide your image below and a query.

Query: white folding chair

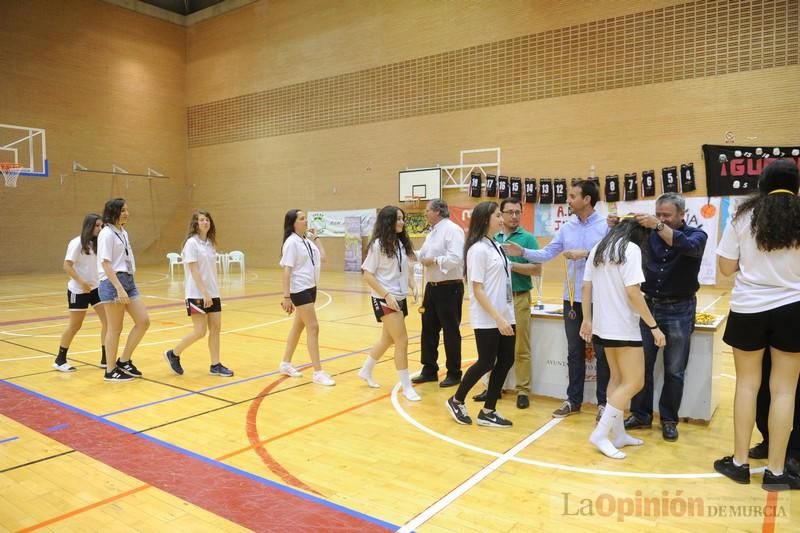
[227,250,245,275]
[166,253,182,279]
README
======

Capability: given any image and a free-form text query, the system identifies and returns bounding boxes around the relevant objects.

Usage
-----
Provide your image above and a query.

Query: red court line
[761,490,778,533]
[0,381,391,531]
[242,375,392,494]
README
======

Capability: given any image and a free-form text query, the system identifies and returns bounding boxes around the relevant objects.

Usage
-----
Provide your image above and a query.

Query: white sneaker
[53,362,76,373]
[403,387,421,401]
[279,362,303,377]
[313,370,336,386]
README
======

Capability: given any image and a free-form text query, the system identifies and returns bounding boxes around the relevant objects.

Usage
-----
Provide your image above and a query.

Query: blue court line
[46,423,69,432]
[0,436,20,444]
[0,378,398,530]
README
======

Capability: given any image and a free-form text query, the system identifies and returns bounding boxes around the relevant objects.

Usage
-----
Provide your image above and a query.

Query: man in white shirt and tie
[412,199,466,387]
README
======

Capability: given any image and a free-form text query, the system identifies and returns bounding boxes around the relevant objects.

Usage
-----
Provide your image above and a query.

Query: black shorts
[371,296,409,322]
[290,287,317,306]
[67,288,101,310]
[592,334,643,348]
[723,300,800,352]
[185,297,222,316]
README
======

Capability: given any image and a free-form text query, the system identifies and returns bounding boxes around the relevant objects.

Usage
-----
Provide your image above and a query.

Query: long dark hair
[80,213,102,255]
[184,210,217,247]
[103,198,126,225]
[592,216,650,266]
[733,159,800,251]
[369,206,413,258]
[463,201,499,278]
[282,209,302,245]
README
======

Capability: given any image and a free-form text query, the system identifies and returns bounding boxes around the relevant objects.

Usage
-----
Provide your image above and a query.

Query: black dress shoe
[439,375,461,388]
[411,373,438,384]
[662,422,679,441]
[623,414,652,430]
[749,440,769,459]
[763,468,800,491]
[516,394,530,409]
[472,389,488,402]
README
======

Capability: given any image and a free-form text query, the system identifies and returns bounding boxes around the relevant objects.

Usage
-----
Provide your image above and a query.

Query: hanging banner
[702,144,800,196]
[308,209,377,238]
[343,216,363,272]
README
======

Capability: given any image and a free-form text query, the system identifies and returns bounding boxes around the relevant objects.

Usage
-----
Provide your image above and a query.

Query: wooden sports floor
[1,267,797,532]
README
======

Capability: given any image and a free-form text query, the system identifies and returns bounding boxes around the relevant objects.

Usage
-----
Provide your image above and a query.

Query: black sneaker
[446,396,472,425]
[210,363,234,377]
[117,359,142,377]
[477,409,513,428]
[713,456,750,484]
[104,367,134,382]
[749,440,768,459]
[763,469,800,491]
[163,350,184,375]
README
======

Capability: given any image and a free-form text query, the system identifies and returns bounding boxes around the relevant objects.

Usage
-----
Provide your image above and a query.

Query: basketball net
[0,163,23,188]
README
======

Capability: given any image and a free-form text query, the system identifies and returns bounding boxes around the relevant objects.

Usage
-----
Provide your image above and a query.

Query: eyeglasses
[501,210,521,216]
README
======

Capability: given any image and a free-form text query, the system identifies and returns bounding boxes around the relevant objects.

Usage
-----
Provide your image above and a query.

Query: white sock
[733,457,743,467]
[397,369,421,400]
[358,357,380,388]
[589,403,626,459]
[611,411,643,448]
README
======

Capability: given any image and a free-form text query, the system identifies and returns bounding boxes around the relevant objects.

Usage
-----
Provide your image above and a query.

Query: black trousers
[419,282,464,378]
[755,347,800,459]
[455,327,516,411]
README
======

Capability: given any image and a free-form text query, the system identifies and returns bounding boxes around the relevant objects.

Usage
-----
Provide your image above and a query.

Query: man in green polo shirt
[475,197,541,409]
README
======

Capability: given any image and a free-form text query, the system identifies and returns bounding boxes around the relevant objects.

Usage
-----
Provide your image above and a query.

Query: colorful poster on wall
[308,209,376,238]
[405,212,429,237]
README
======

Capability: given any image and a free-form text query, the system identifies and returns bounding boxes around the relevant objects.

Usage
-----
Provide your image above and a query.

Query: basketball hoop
[403,195,423,209]
[0,163,23,188]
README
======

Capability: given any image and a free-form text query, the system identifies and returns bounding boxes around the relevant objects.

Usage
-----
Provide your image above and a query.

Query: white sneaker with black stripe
[477,409,513,428]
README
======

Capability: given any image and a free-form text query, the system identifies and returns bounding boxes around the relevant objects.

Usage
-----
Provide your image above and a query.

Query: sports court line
[398,412,562,532]
[0,436,20,444]
[0,379,396,532]
[0,290,285,327]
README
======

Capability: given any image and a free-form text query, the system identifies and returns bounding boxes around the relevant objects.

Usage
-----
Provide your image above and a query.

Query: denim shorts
[98,272,140,303]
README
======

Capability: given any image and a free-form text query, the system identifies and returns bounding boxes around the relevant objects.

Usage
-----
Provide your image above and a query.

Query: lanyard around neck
[297,233,315,266]
[112,227,129,256]
[486,237,509,278]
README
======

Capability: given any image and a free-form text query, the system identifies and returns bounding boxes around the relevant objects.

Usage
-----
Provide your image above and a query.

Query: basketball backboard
[399,168,441,203]
[0,123,48,177]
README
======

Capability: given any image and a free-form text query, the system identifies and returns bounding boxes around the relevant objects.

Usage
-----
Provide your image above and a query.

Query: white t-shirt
[64,236,99,293]
[717,211,800,313]
[466,238,515,330]
[96,225,135,281]
[361,240,410,299]
[584,242,646,341]
[279,233,321,294]
[182,235,220,299]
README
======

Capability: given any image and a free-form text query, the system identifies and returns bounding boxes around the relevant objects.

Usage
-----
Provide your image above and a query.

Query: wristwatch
[655,222,665,231]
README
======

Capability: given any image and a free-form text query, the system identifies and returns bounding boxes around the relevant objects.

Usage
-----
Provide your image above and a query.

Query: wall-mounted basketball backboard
[0,123,48,177]
[399,168,441,202]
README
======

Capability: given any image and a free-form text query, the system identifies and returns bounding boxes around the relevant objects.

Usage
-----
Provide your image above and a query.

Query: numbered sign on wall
[642,169,656,197]
[604,175,620,202]
[624,172,638,200]
[553,178,567,204]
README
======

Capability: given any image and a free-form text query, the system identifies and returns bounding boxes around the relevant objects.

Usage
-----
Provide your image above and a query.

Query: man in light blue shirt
[504,180,610,419]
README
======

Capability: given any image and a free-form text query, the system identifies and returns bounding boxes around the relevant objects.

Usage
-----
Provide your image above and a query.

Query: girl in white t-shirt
[163,211,233,378]
[97,198,150,382]
[580,216,664,459]
[53,214,107,372]
[445,201,516,428]
[358,205,419,400]
[277,209,335,386]
[713,159,800,490]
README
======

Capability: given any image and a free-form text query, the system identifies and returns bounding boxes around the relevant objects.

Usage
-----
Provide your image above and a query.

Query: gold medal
[565,260,577,320]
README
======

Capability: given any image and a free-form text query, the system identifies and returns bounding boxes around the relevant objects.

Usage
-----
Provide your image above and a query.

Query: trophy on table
[532,273,544,310]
